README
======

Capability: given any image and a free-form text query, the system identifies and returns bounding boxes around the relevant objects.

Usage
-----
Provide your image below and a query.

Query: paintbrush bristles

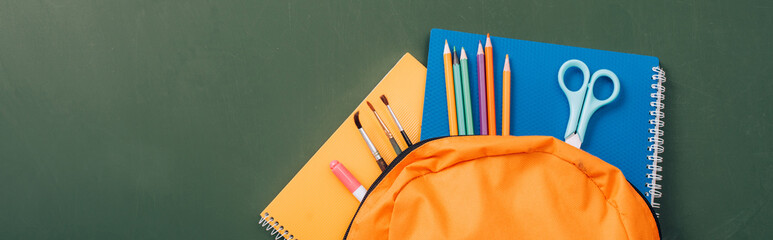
[380,95,389,105]
[366,101,376,111]
[353,112,362,128]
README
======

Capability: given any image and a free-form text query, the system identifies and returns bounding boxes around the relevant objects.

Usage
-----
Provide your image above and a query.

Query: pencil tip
[485,35,492,47]
[354,112,362,128]
[460,48,467,59]
[443,40,450,53]
[504,55,510,70]
[366,101,375,111]
[380,95,389,105]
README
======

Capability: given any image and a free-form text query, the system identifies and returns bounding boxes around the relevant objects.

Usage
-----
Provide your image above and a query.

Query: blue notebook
[421,29,666,209]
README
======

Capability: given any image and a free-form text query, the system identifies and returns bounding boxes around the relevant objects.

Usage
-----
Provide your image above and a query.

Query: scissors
[558,59,620,149]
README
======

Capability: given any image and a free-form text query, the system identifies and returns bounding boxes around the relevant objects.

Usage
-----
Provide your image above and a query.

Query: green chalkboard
[0,0,770,239]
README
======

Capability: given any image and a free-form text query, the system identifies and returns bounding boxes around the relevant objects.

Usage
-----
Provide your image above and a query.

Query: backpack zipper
[627,180,663,238]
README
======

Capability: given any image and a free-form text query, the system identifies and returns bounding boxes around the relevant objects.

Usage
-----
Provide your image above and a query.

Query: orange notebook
[259,53,426,240]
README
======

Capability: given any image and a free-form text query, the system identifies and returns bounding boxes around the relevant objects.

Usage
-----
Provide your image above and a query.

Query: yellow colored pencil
[443,40,458,136]
[485,34,495,135]
[502,54,511,136]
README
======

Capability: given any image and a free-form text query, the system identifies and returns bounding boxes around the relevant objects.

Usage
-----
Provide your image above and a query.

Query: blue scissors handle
[576,69,620,142]
[558,59,590,139]
[558,60,621,143]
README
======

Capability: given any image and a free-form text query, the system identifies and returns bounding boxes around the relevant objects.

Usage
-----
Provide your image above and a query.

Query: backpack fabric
[344,136,659,239]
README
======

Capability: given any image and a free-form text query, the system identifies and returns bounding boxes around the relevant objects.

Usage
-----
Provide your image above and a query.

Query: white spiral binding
[259,212,296,240]
[646,66,666,214]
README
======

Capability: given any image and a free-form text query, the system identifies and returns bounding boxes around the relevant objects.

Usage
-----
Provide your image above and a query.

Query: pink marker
[330,160,366,202]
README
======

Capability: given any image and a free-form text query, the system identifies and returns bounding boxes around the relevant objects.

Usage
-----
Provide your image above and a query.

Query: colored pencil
[380,95,413,146]
[367,101,402,155]
[452,47,466,135]
[354,112,388,171]
[485,34,496,135]
[477,41,488,135]
[502,55,511,136]
[460,47,474,135]
[443,40,458,136]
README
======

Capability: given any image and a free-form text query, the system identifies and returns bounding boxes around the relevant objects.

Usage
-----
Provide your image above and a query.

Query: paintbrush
[367,101,402,155]
[379,95,413,146]
[354,112,388,171]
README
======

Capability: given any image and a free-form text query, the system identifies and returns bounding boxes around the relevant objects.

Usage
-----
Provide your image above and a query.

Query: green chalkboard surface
[0,0,771,239]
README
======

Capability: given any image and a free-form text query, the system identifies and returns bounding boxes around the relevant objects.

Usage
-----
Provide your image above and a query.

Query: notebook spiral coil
[646,66,666,213]
[259,212,295,240]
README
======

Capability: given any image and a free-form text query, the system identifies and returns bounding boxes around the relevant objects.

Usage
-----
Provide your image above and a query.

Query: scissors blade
[565,133,582,149]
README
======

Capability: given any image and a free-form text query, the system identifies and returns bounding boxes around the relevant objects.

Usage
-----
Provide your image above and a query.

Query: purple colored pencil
[476,41,488,135]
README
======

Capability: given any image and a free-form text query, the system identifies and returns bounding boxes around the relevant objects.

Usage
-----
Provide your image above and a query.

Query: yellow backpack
[344,136,660,239]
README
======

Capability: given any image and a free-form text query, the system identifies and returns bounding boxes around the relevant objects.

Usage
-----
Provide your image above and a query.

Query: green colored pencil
[460,48,474,135]
[452,47,466,135]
